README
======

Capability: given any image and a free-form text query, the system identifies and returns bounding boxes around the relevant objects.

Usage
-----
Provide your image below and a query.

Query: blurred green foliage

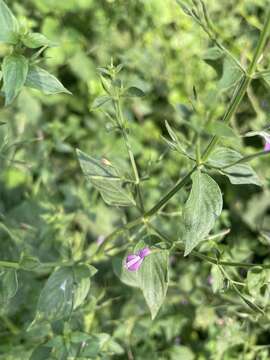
[0,0,270,359]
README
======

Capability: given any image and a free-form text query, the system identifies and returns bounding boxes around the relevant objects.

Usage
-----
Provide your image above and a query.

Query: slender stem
[93,7,270,255]
[145,166,197,217]
[0,260,75,271]
[96,166,197,254]
[114,98,144,212]
[149,224,270,269]
[0,260,20,270]
[202,6,270,162]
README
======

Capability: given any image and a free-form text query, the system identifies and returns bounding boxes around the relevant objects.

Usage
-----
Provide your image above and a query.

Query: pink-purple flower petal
[138,247,151,258]
[126,255,143,271]
[264,141,270,152]
[125,247,151,272]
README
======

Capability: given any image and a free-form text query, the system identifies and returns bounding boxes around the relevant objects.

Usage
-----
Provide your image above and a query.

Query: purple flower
[125,247,151,272]
[264,141,270,152]
[96,235,105,246]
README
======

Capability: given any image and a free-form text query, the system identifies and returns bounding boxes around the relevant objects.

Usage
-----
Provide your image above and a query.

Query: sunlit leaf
[36,264,94,321]
[22,32,55,49]
[182,170,223,256]
[207,147,261,186]
[77,149,135,207]
[0,0,19,44]
[25,66,71,95]
[2,54,28,105]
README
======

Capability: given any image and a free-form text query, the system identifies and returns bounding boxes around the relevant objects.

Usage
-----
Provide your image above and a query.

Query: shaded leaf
[30,346,52,360]
[183,170,223,256]
[125,86,145,97]
[77,149,135,207]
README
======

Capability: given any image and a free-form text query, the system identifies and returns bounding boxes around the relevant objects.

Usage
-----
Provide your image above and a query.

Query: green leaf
[0,269,18,303]
[21,32,55,49]
[169,345,195,360]
[211,265,224,293]
[72,264,92,310]
[206,122,236,138]
[183,170,223,256]
[125,86,145,97]
[30,346,52,360]
[247,267,265,297]
[257,70,270,88]
[203,46,224,61]
[0,0,19,44]
[207,147,261,186]
[218,56,243,92]
[25,66,71,95]
[92,95,111,109]
[114,243,169,319]
[77,149,135,207]
[2,54,28,105]
[36,264,93,322]
[112,257,140,288]
[138,250,169,319]
[19,253,40,270]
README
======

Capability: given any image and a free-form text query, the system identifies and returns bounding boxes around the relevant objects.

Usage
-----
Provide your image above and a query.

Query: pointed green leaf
[207,147,261,186]
[77,149,135,207]
[72,264,92,310]
[25,66,71,95]
[114,244,169,319]
[22,32,55,49]
[183,170,223,256]
[30,346,52,360]
[218,56,243,92]
[0,0,19,44]
[92,95,111,109]
[36,264,93,322]
[206,122,236,138]
[2,54,28,105]
[0,269,18,303]
[112,257,139,288]
[257,70,270,88]
[125,86,145,97]
[247,267,265,297]
[211,265,224,293]
[37,267,74,321]
[138,250,169,319]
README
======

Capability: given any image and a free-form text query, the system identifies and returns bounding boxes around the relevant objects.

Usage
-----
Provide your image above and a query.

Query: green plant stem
[0,260,75,271]
[149,224,270,270]
[96,8,270,256]
[114,98,144,212]
[202,6,270,162]
[96,166,197,254]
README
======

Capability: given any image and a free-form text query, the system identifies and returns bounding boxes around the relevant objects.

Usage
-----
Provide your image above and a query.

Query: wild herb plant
[1,0,270,358]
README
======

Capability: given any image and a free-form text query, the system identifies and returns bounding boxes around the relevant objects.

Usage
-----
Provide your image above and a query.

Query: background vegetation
[0,0,270,359]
